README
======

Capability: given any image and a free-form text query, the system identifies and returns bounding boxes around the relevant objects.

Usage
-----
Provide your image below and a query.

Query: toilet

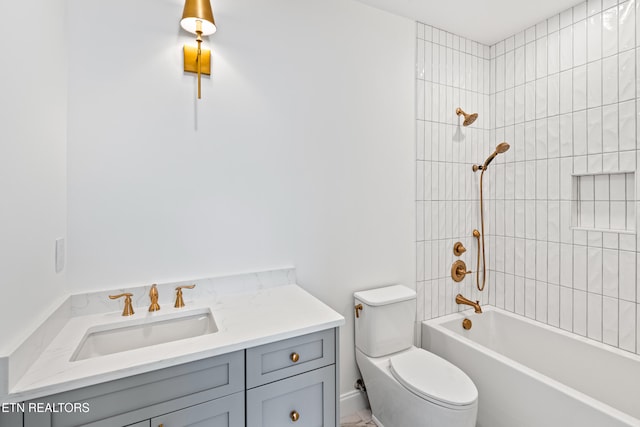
[354,285,478,427]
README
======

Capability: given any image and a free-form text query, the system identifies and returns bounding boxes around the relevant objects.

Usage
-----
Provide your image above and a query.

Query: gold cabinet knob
[290,352,300,363]
[290,410,300,422]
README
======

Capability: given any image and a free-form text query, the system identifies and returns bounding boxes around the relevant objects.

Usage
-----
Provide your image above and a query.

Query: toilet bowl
[354,285,478,427]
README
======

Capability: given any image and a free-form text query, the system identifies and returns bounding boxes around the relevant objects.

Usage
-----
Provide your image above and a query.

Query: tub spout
[456,294,482,313]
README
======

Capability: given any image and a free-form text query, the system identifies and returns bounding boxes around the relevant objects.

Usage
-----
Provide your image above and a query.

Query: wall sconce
[180,0,216,99]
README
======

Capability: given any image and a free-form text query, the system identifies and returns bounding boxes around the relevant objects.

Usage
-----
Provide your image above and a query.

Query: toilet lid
[389,349,478,408]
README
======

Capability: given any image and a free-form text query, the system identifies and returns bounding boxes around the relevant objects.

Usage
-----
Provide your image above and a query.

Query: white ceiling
[355,0,582,45]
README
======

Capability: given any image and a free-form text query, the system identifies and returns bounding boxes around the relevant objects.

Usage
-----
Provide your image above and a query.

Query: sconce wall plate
[184,45,211,75]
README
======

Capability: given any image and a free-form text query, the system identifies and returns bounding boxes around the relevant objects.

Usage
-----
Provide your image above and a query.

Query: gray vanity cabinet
[245,329,337,427]
[17,327,339,427]
[23,351,244,427]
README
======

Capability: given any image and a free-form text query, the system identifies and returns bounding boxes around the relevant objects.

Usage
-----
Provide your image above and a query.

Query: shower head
[456,107,478,127]
[472,142,510,171]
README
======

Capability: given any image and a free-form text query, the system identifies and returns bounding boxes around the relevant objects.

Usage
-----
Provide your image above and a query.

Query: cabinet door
[151,392,244,427]
[246,366,335,427]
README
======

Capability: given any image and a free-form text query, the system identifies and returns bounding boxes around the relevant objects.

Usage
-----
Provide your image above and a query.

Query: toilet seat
[389,348,478,409]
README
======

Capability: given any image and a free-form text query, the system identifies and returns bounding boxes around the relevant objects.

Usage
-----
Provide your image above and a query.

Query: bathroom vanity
[0,275,343,427]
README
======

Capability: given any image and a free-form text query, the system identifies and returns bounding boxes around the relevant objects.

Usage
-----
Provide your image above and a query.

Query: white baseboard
[340,389,369,417]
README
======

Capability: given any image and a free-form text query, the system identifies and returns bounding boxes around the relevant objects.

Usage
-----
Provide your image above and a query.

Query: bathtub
[421,306,640,427]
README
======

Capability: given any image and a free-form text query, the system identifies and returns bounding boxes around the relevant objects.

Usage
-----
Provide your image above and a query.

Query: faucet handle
[109,293,135,316]
[149,284,160,312]
[174,284,196,308]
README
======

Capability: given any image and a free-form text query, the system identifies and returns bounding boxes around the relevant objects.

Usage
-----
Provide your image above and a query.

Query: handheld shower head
[472,142,510,171]
[456,107,478,127]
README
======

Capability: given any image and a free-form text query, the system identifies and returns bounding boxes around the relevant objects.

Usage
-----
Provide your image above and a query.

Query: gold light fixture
[180,0,217,99]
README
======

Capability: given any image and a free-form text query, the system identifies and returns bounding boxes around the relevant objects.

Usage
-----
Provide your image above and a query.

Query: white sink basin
[71,309,217,361]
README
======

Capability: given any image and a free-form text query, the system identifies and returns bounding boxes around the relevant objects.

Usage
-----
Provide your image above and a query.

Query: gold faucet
[455,293,482,313]
[109,293,135,316]
[149,284,160,312]
[174,284,196,308]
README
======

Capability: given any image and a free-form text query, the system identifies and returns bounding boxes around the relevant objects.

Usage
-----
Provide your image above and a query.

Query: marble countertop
[7,284,344,402]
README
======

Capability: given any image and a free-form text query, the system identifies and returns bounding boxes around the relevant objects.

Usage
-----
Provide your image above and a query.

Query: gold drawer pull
[290,410,300,422]
[290,352,300,363]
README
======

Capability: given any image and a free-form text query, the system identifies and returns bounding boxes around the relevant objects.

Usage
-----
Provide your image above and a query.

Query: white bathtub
[421,306,640,427]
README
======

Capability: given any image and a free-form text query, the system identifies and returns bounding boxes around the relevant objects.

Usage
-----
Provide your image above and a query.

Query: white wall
[0,0,68,355]
[66,0,415,395]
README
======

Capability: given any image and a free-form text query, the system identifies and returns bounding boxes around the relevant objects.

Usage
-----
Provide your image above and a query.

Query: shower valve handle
[451,260,471,282]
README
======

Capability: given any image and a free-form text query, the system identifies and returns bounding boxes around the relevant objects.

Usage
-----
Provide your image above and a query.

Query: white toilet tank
[354,285,416,357]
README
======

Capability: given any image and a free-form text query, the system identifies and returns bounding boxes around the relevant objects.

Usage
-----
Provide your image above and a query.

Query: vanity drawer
[246,365,335,427]
[246,329,335,388]
[152,391,244,427]
[24,351,244,427]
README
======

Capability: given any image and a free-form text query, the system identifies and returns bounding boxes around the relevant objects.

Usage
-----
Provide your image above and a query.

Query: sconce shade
[181,0,216,35]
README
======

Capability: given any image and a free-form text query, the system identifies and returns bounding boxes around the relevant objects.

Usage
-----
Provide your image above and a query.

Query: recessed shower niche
[571,171,636,234]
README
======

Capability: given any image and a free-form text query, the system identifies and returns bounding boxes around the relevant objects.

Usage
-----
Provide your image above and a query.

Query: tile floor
[340,408,377,426]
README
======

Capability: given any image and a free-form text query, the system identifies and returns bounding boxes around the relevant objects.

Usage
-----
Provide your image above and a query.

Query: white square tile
[561,201,574,243]
[560,286,574,331]
[619,250,636,301]
[602,0,617,10]
[574,289,588,335]
[619,0,635,52]
[561,243,574,286]
[505,50,515,89]
[561,7,574,28]
[619,100,636,151]
[602,55,619,105]
[603,232,619,248]
[525,279,536,319]
[619,50,635,101]
[548,241,561,284]
[575,2,588,22]
[603,248,619,297]
[587,107,603,154]
[619,299,636,351]
[603,104,619,152]
[573,65,587,111]
[536,281,548,322]
[574,245,588,290]
[573,110,588,155]
[548,74,560,118]
[560,114,573,156]
[526,42,536,82]
[560,70,573,114]
[536,37,548,78]
[537,239,548,282]
[588,0,603,16]
[515,31,526,48]
[526,239,536,278]
[547,284,560,327]
[536,120,548,160]
[550,14,561,33]
[620,233,635,251]
[573,20,587,66]
[525,81,536,122]
[603,152,619,171]
[587,60,603,108]
[588,247,603,294]
[526,26,537,43]
[603,6,619,56]
[548,31,560,75]
[515,46,525,86]
[515,236,526,276]
[603,296,619,345]
[588,293,603,341]
[560,26,574,71]
[515,275,525,315]
[588,13,603,61]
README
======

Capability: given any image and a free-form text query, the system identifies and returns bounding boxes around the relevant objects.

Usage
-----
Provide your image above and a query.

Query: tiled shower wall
[417,0,640,356]
[415,26,492,320]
